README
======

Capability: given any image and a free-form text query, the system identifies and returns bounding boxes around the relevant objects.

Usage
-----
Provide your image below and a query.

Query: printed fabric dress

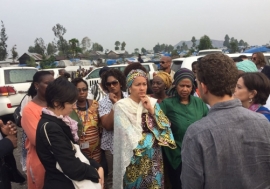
[74,100,101,163]
[113,97,176,189]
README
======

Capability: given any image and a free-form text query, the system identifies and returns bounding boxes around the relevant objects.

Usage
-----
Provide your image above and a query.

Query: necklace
[76,100,89,136]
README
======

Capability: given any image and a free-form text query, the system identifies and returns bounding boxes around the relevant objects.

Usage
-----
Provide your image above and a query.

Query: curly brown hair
[197,53,238,97]
[101,68,126,91]
[241,72,270,105]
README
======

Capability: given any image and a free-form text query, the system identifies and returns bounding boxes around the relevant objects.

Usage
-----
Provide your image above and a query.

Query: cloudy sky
[1,0,270,56]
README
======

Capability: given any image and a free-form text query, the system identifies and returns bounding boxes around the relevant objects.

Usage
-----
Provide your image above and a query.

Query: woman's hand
[140,96,154,115]
[0,120,17,136]
[97,167,104,189]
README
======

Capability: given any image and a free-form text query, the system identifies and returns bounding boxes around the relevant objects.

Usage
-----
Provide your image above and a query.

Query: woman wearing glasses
[71,78,102,164]
[98,69,128,189]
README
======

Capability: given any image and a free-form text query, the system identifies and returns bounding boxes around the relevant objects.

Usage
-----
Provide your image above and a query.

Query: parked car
[171,58,185,72]
[198,49,222,56]
[83,63,158,87]
[0,67,37,117]
[41,68,61,79]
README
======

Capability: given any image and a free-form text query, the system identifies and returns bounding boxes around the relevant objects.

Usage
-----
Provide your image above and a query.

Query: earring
[249,98,253,103]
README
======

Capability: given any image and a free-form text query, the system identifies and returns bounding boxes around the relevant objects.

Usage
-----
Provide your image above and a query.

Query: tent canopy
[244,46,270,53]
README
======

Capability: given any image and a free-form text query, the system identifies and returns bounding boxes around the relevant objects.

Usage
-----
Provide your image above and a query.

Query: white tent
[58,60,73,67]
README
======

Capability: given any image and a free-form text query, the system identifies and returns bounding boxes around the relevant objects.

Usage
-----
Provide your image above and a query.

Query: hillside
[174,39,224,49]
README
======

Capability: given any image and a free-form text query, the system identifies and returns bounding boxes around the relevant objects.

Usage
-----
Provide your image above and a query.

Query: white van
[83,63,158,87]
[198,49,222,56]
[0,67,37,117]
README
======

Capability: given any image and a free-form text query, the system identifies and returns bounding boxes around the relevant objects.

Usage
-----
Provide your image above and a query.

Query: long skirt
[123,142,164,189]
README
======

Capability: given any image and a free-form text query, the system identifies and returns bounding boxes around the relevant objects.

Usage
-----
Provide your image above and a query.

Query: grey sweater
[181,99,270,189]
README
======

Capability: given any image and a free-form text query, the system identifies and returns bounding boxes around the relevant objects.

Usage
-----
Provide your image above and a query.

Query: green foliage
[191,36,196,48]
[52,23,69,56]
[34,38,46,55]
[40,56,56,69]
[171,50,179,57]
[115,41,120,50]
[69,38,81,58]
[0,21,8,61]
[153,43,174,53]
[81,37,91,53]
[230,41,238,53]
[47,42,57,55]
[10,45,18,62]
[26,57,36,67]
[92,43,103,51]
[141,47,146,54]
[134,48,139,54]
[181,42,188,51]
[198,35,213,50]
[121,41,126,50]
[176,46,180,51]
[223,34,230,48]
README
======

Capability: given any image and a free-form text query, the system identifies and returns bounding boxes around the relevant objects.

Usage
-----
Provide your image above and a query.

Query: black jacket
[262,65,270,80]
[36,113,100,189]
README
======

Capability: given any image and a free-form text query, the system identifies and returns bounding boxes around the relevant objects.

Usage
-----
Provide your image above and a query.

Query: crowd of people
[1,52,270,189]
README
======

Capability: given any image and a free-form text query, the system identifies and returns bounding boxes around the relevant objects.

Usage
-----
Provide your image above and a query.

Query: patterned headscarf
[168,68,195,96]
[154,71,173,89]
[126,69,147,88]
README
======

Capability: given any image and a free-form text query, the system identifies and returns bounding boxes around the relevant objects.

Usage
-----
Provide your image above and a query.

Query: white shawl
[112,97,157,189]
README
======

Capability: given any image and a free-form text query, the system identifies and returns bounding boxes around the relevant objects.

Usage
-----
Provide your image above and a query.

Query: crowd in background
[1,52,270,189]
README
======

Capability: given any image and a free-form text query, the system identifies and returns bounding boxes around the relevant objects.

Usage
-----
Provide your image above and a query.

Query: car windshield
[171,61,183,72]
[4,69,37,84]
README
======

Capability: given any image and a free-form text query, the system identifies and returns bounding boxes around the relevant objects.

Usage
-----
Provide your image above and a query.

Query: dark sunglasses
[77,88,88,92]
[160,61,166,64]
[106,80,119,87]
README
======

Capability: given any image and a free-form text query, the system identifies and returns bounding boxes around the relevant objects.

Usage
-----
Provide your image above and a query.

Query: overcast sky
[1,0,270,57]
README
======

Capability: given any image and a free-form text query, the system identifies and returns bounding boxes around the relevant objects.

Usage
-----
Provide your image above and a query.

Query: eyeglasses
[106,80,119,87]
[77,88,88,93]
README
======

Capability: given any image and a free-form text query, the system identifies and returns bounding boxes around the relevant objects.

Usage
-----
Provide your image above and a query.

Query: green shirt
[160,95,208,169]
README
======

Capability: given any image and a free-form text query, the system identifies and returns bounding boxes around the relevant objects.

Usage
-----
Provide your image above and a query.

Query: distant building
[106,50,128,59]
[18,53,42,65]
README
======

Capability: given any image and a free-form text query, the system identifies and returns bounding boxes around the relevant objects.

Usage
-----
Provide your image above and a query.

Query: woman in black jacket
[36,77,104,189]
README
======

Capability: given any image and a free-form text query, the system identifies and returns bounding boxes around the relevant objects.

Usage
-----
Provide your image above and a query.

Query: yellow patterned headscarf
[126,69,147,88]
[154,71,173,89]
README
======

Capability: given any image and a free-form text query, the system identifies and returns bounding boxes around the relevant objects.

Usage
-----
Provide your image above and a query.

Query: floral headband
[126,69,147,88]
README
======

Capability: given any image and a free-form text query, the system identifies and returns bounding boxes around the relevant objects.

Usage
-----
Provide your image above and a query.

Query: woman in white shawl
[113,69,176,189]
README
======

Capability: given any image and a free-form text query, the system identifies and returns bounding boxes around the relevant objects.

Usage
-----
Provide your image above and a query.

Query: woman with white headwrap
[113,69,176,189]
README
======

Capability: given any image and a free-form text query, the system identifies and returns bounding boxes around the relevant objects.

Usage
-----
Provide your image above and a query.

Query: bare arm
[100,110,114,131]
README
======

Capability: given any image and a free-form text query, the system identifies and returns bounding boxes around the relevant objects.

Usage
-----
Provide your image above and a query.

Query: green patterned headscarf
[126,69,147,88]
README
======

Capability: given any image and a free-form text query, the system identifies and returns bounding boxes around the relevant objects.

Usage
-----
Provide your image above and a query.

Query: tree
[47,42,57,56]
[230,41,238,53]
[134,48,139,54]
[40,56,56,69]
[10,45,18,63]
[239,39,245,46]
[34,38,46,55]
[26,57,36,67]
[153,43,161,53]
[198,35,213,50]
[223,34,230,48]
[121,41,126,50]
[171,50,179,57]
[141,47,146,54]
[28,46,35,53]
[52,23,68,56]
[181,42,188,51]
[92,43,103,51]
[167,45,174,53]
[69,38,80,58]
[191,36,197,48]
[0,21,8,61]
[81,37,91,53]
[176,46,180,51]
[115,41,120,50]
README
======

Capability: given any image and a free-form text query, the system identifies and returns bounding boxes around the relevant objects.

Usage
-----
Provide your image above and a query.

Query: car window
[142,65,150,72]
[4,69,37,84]
[171,61,183,72]
[87,69,100,79]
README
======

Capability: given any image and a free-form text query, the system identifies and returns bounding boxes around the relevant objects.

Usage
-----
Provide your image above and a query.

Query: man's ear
[200,82,208,94]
